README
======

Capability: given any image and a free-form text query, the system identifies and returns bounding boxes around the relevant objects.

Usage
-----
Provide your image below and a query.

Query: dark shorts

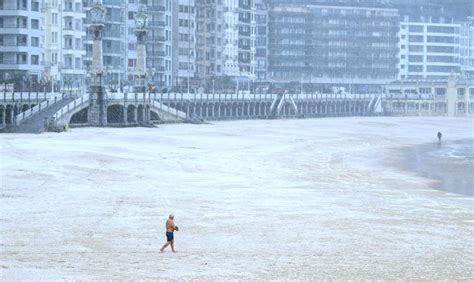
[166,232,174,242]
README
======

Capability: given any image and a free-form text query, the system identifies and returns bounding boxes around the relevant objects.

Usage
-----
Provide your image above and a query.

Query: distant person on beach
[437,131,442,142]
[160,214,179,253]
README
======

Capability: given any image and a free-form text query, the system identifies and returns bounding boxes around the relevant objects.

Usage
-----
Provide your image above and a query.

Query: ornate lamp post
[87,1,107,126]
[134,7,148,94]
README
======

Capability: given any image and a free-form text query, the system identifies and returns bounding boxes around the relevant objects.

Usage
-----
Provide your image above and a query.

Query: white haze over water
[0,117,473,280]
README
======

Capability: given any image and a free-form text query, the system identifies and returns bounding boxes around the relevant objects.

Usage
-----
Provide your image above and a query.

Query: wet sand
[1,117,473,280]
[402,139,474,196]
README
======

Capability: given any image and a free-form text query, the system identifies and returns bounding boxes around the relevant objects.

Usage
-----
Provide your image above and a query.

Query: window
[427,65,460,72]
[408,55,423,62]
[427,26,455,33]
[408,65,423,72]
[427,46,455,53]
[31,55,39,65]
[31,19,39,29]
[408,45,423,52]
[409,35,423,42]
[31,37,39,47]
[435,88,446,96]
[409,25,423,32]
[427,36,455,44]
[52,13,58,25]
[52,52,57,65]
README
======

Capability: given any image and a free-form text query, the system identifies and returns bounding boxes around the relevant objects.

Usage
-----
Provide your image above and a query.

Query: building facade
[398,16,462,80]
[195,0,256,87]
[172,0,196,91]
[0,0,44,89]
[124,0,140,90]
[44,0,86,93]
[460,21,474,75]
[144,0,173,89]
[267,2,400,91]
[255,0,268,82]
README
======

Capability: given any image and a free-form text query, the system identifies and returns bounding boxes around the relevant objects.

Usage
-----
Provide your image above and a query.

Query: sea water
[405,139,474,196]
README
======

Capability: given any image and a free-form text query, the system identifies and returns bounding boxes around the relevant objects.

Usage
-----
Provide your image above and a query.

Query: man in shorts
[160,214,179,253]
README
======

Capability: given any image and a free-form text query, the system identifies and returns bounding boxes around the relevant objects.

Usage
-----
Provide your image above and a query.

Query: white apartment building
[172,0,196,90]
[399,16,462,80]
[124,0,140,88]
[144,0,173,89]
[460,21,474,74]
[0,0,44,89]
[223,0,255,80]
[196,0,256,84]
[44,0,86,92]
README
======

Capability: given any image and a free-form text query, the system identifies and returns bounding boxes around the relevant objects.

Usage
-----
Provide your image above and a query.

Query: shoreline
[400,139,474,196]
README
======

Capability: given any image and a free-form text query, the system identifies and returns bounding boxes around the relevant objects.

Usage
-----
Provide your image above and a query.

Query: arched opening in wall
[127,105,136,123]
[137,105,144,122]
[5,105,13,124]
[150,110,160,121]
[202,103,208,117]
[260,103,266,116]
[195,104,202,117]
[457,102,466,113]
[107,105,124,124]
[22,104,30,112]
[13,105,20,116]
[0,106,4,125]
[145,105,150,121]
[70,108,88,124]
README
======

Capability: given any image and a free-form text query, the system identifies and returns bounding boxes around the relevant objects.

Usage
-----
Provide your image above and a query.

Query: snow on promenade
[1,117,473,280]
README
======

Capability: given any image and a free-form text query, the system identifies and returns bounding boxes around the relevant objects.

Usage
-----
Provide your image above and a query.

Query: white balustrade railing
[1,92,61,102]
[148,92,375,101]
[101,92,379,102]
[15,93,64,125]
[53,94,90,121]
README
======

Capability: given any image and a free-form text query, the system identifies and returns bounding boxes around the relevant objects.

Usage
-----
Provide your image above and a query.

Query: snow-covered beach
[1,116,473,280]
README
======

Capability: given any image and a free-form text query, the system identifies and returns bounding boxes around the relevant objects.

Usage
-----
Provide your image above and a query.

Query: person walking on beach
[437,131,442,142]
[160,214,179,253]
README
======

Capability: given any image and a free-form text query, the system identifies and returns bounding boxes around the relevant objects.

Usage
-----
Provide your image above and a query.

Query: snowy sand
[1,117,473,280]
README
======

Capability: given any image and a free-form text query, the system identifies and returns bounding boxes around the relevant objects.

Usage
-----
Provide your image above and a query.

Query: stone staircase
[2,98,74,133]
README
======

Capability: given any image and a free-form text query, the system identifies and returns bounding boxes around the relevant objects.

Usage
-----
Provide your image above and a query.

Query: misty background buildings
[0,0,472,93]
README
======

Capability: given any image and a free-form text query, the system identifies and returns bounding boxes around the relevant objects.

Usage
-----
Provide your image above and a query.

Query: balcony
[148,6,165,12]
[0,5,28,10]
[148,51,166,57]
[148,36,166,42]
[148,21,166,27]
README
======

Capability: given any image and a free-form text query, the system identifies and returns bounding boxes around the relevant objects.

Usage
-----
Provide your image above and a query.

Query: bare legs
[160,240,176,253]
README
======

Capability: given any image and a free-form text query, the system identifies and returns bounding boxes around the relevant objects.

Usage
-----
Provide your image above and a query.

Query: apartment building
[124,0,140,88]
[267,1,400,90]
[460,21,474,74]
[172,0,196,90]
[0,0,44,89]
[143,0,173,89]
[44,0,86,92]
[398,16,462,80]
[255,0,267,81]
[195,0,256,85]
